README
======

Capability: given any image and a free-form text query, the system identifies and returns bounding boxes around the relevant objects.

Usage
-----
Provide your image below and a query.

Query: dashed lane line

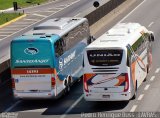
[130,105,137,112]
[144,84,150,91]
[33,13,47,18]
[118,0,146,23]
[150,76,155,81]
[4,100,22,112]
[148,22,154,27]
[74,13,80,17]
[137,94,144,101]
[155,68,160,74]
[23,19,38,21]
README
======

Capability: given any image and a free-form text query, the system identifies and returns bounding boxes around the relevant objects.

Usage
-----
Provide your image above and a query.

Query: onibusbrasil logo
[24,47,39,55]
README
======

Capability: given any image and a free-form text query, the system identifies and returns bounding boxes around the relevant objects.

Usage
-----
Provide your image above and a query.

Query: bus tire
[144,65,149,82]
[132,81,137,100]
[65,77,71,94]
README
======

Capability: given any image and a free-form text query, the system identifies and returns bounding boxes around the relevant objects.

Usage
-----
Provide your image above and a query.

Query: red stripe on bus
[11,68,54,74]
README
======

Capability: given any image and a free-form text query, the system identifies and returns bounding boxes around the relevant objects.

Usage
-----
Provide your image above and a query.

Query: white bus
[83,23,154,101]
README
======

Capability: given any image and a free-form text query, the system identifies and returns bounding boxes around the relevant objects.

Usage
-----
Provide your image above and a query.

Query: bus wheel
[132,81,137,100]
[65,78,71,94]
[144,65,149,82]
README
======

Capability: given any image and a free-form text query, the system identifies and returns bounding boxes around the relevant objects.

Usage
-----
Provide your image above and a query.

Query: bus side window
[55,39,64,57]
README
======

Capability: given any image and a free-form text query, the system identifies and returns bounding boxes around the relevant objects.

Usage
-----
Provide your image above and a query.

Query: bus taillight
[51,77,55,88]
[11,78,15,89]
[83,75,89,93]
[124,73,129,92]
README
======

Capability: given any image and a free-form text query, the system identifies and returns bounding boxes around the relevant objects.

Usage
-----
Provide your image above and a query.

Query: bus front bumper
[84,92,132,101]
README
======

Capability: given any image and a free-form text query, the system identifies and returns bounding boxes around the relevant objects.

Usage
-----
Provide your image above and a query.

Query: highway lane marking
[148,22,154,27]
[150,76,155,81]
[21,108,47,112]
[60,94,83,118]
[130,105,137,112]
[33,13,47,18]
[118,0,146,23]
[155,68,160,73]
[144,84,150,91]
[74,13,80,17]
[23,18,37,23]
[137,94,144,101]
[44,11,56,13]
[64,0,81,8]
[4,100,22,112]
[0,35,9,36]
[48,8,62,10]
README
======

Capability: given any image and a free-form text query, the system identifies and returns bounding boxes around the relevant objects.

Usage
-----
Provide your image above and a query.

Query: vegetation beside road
[0,13,23,25]
[0,0,54,10]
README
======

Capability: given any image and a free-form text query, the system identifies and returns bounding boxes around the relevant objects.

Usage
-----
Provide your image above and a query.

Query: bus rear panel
[83,48,133,101]
[11,38,57,99]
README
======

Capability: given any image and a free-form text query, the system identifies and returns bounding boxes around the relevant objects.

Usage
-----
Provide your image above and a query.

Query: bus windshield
[11,40,54,68]
[87,49,123,66]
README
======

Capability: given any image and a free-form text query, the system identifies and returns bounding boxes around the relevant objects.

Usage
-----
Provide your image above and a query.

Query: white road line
[23,19,38,21]
[33,13,47,18]
[64,0,80,8]
[21,108,47,112]
[70,0,81,5]
[5,100,22,112]
[130,105,137,112]
[137,94,144,101]
[74,13,80,17]
[0,35,9,36]
[144,84,150,91]
[155,68,160,73]
[44,11,56,13]
[60,94,83,118]
[48,8,62,10]
[118,0,146,23]
[148,22,154,27]
[150,76,155,81]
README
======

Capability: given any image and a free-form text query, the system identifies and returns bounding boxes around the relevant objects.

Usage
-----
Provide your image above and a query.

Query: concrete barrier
[84,0,126,26]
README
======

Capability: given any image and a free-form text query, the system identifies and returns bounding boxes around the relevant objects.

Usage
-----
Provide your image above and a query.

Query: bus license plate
[102,95,110,99]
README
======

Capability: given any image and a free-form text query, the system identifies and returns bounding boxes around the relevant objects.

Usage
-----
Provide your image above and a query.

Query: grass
[0,0,51,10]
[0,13,23,25]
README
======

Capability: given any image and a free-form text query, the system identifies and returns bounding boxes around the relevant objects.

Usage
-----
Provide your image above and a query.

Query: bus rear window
[87,50,123,66]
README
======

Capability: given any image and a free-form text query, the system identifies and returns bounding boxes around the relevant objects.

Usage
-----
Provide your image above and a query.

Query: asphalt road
[1,0,160,118]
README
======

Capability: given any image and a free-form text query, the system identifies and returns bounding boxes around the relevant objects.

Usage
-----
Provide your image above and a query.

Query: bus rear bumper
[13,90,59,99]
[84,92,132,101]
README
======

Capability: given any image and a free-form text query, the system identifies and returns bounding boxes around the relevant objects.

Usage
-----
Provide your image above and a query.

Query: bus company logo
[59,58,63,70]
[24,47,39,55]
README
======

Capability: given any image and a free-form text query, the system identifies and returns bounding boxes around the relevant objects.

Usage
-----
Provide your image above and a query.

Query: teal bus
[11,18,93,99]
